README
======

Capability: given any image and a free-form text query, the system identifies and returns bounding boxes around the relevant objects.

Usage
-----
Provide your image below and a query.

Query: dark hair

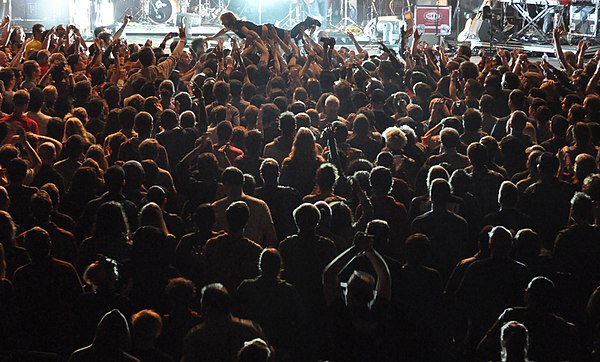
[216,120,233,142]
[23,227,51,259]
[30,190,53,221]
[222,167,244,188]
[550,115,569,136]
[260,158,279,184]
[7,158,28,184]
[293,203,321,231]
[213,81,230,103]
[370,166,392,196]
[537,152,559,177]
[316,163,338,190]
[463,108,482,132]
[13,89,30,108]
[201,283,231,315]
[245,130,263,156]
[405,233,430,265]
[430,178,451,204]
[166,277,197,306]
[93,201,129,238]
[259,248,281,278]
[160,109,179,130]
[467,142,488,166]
[226,201,249,233]
[138,47,155,68]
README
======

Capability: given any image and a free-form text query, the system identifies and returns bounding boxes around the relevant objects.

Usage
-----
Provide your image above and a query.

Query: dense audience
[0,12,599,362]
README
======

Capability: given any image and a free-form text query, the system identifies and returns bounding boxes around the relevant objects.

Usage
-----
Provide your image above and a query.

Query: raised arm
[553,27,575,75]
[113,15,130,42]
[42,27,55,50]
[0,16,10,47]
[365,248,391,301]
[586,61,600,94]
[323,243,361,306]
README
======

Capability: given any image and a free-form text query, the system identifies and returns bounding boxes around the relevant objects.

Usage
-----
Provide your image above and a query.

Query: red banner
[414,6,452,35]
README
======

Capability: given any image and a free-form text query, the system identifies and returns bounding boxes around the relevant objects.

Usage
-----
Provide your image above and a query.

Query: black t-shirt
[328,297,390,361]
[232,20,263,38]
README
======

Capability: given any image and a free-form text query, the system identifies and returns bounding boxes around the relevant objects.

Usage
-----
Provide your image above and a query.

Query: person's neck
[431,203,448,212]
[319,188,333,196]
[573,217,591,227]
[505,351,527,362]
[207,313,233,323]
[443,147,458,155]
[227,189,243,198]
[229,230,244,238]
[298,230,315,238]
[133,338,155,350]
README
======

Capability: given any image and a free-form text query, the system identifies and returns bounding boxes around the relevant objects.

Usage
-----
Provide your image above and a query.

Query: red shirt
[0,114,40,134]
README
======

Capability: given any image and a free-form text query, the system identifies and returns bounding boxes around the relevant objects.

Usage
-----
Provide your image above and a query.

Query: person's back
[184,316,262,362]
[411,210,467,281]
[235,249,304,359]
[14,227,83,354]
[212,167,277,247]
[553,192,600,299]
[256,184,301,236]
[455,226,529,353]
[156,110,195,168]
[520,153,575,248]
[182,283,264,362]
[70,309,139,362]
[279,233,336,308]
[263,137,292,166]
[477,277,579,361]
[204,233,262,292]
[554,224,600,279]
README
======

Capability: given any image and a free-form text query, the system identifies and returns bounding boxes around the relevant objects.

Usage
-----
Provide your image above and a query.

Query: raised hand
[554,26,564,38]
[178,25,186,40]
[123,15,131,25]
[1,15,10,28]
[414,28,422,41]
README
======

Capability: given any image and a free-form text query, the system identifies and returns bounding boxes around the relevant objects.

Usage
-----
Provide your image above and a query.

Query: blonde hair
[63,117,87,142]
[383,126,407,151]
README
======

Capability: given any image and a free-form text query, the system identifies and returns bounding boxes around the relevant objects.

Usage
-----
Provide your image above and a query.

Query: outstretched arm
[205,28,228,41]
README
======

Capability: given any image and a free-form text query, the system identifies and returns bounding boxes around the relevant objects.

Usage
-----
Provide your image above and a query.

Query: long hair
[0,211,16,247]
[63,117,88,143]
[289,127,318,162]
[93,202,129,240]
[139,202,169,236]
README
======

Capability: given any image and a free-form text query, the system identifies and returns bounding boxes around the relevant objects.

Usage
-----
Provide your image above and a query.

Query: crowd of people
[0,10,599,362]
